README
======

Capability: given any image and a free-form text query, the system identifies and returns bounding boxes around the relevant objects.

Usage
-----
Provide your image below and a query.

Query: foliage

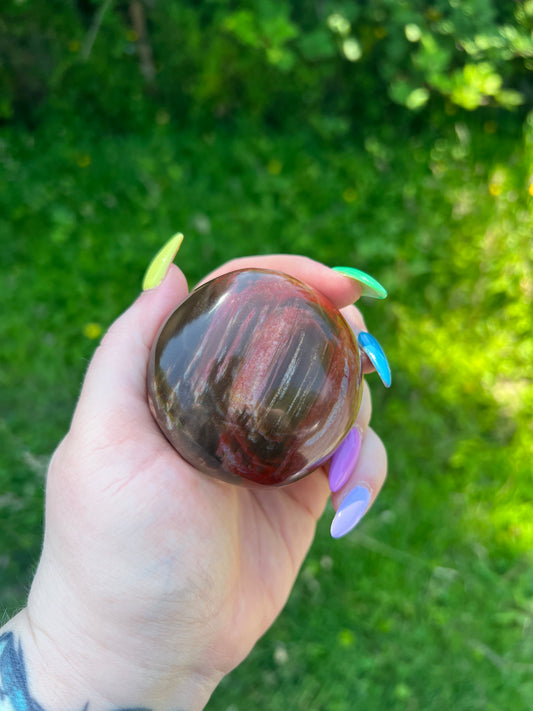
[1,1,533,709]
[1,0,532,128]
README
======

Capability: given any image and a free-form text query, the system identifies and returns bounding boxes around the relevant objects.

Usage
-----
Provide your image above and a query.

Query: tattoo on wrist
[0,631,44,711]
[0,632,188,711]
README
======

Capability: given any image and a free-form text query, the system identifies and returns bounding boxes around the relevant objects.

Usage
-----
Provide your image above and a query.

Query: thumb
[71,264,189,438]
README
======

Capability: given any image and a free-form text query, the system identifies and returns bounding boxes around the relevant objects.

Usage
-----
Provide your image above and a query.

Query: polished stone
[148,268,362,486]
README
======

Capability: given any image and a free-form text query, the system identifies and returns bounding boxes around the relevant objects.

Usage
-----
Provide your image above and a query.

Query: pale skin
[1,255,387,711]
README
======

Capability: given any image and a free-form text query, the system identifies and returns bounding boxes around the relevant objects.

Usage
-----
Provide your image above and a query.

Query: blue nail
[330,485,371,539]
[357,332,392,388]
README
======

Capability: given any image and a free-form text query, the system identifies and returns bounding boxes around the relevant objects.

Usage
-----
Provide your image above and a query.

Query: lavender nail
[330,485,371,539]
[328,427,363,493]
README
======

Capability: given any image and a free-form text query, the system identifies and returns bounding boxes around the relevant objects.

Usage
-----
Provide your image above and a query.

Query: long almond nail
[142,233,184,291]
[332,267,387,299]
[331,485,371,538]
[329,426,363,493]
[357,332,392,388]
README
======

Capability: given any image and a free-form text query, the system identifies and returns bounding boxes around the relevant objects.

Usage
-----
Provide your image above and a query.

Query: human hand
[5,242,388,711]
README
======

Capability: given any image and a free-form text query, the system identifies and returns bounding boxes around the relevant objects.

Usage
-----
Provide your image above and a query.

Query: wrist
[14,533,227,711]
[2,596,222,711]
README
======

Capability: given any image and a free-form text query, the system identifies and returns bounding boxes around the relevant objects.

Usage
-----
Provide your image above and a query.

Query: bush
[1,0,531,128]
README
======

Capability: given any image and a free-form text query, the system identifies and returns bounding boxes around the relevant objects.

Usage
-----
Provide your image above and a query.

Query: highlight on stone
[147,268,363,486]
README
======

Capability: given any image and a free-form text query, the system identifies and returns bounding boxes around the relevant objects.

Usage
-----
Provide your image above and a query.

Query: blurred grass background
[1,1,532,709]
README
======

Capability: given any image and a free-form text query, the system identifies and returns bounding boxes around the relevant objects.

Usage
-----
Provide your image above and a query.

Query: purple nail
[330,485,371,539]
[328,427,363,493]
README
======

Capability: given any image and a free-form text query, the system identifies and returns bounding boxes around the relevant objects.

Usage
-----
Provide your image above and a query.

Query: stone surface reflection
[147,268,362,486]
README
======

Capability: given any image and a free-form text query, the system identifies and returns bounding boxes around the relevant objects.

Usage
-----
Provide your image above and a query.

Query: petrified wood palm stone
[147,268,362,486]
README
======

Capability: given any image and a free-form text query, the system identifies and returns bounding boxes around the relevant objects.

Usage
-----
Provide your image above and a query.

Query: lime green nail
[142,233,184,291]
[332,267,388,299]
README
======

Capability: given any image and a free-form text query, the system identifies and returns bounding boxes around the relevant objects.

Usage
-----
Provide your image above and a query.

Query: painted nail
[142,233,184,291]
[331,485,371,539]
[357,332,392,388]
[329,426,363,493]
[332,267,387,299]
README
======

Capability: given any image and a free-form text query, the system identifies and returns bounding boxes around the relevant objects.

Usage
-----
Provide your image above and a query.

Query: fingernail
[329,426,363,493]
[357,332,392,388]
[142,233,184,291]
[331,485,371,539]
[332,267,387,299]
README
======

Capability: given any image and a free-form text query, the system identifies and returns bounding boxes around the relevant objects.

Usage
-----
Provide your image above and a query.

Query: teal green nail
[332,267,387,299]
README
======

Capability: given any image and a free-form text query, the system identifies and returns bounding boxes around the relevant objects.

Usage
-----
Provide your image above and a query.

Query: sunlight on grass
[2,2,533,706]
[2,112,532,710]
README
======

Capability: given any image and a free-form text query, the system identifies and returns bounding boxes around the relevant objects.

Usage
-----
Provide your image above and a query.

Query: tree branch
[81,0,114,61]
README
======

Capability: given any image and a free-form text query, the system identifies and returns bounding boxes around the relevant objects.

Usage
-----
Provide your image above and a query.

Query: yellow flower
[342,187,357,203]
[83,322,103,340]
[77,154,91,168]
[267,159,282,175]
[489,182,503,197]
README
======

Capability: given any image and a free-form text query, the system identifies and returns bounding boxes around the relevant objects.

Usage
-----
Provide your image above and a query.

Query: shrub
[1,0,531,128]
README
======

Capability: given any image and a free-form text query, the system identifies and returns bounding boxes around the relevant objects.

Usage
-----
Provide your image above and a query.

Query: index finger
[197,254,362,310]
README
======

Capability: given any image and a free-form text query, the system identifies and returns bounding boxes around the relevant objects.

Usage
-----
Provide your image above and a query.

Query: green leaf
[297,28,337,61]
[405,87,430,109]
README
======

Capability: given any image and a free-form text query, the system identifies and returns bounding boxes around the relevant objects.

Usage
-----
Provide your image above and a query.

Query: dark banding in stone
[148,268,362,486]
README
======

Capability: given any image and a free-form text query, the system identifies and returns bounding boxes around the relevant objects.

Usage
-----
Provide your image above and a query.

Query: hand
[8,253,387,711]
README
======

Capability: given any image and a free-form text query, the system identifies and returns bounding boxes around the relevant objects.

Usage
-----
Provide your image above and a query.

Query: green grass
[1,110,532,709]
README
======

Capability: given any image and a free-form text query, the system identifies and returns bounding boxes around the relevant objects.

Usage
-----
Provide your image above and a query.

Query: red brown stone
[147,268,362,486]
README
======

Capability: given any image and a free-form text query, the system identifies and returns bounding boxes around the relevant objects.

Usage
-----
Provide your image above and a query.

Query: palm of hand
[21,255,386,711]
[39,260,331,684]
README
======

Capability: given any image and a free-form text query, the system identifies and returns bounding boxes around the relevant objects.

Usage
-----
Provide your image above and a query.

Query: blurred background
[1,1,532,709]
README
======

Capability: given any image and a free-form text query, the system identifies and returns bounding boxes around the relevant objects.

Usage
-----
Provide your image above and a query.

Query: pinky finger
[329,427,387,539]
